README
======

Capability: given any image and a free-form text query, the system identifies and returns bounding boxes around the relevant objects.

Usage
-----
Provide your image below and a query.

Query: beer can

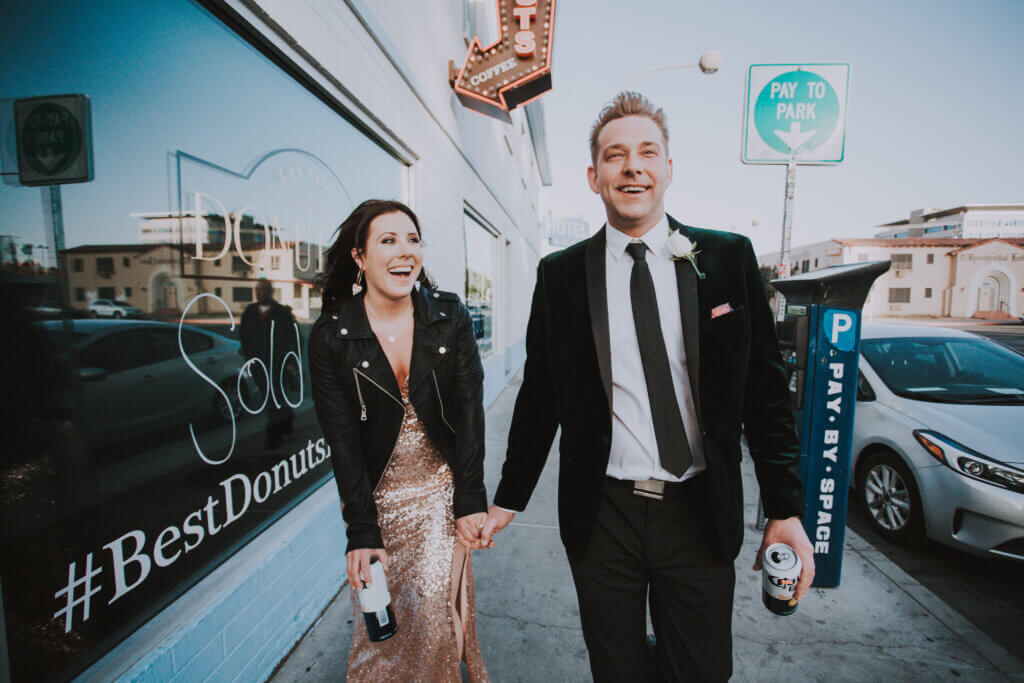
[761,543,801,616]
[357,558,397,642]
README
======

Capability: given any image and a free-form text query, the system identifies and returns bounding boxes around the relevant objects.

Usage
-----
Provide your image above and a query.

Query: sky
[538,0,1024,256]
[1,0,402,255]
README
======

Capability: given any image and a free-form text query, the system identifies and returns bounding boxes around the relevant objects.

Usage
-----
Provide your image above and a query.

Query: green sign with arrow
[742,63,849,165]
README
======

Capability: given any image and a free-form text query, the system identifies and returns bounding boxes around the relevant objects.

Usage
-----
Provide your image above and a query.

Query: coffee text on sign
[452,0,556,119]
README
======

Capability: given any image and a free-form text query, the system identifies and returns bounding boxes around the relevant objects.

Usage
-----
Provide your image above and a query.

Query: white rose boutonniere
[667,230,706,280]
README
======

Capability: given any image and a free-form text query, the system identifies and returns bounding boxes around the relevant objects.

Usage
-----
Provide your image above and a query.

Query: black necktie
[625,241,692,477]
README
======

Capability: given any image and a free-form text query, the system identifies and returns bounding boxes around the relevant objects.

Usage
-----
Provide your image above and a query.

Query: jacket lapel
[408,286,445,398]
[335,294,402,402]
[668,216,703,425]
[585,227,613,411]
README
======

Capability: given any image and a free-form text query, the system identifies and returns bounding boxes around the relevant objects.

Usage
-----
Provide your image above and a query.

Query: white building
[546,215,590,252]
[758,239,843,277]
[874,204,1024,239]
[133,212,268,246]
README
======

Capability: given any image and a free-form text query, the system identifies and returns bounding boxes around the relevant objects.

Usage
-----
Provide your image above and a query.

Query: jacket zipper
[352,367,403,420]
[432,370,456,433]
[352,368,368,422]
[352,367,406,494]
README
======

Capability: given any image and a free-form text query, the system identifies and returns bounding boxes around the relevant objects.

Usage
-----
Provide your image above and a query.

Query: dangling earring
[352,269,364,295]
[414,279,421,291]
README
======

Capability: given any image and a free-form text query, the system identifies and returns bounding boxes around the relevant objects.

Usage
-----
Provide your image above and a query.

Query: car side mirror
[856,372,876,402]
[76,367,109,382]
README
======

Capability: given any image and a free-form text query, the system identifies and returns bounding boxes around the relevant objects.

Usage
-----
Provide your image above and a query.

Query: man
[480,92,814,681]
[240,278,298,449]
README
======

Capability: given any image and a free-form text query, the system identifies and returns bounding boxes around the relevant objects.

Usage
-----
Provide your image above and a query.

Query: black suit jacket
[493,216,803,560]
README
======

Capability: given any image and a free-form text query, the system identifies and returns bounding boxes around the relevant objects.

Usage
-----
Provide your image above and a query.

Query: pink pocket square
[711,303,733,319]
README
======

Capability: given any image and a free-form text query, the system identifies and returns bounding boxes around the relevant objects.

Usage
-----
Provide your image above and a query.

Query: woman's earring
[352,269,364,295]
[414,279,421,291]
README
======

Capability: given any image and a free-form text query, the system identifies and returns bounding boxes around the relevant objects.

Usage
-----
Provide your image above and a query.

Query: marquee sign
[452,0,556,121]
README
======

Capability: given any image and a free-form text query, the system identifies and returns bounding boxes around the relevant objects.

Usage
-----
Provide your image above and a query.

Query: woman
[309,199,490,681]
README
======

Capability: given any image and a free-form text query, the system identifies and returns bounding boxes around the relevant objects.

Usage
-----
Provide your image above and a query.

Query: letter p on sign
[824,310,856,352]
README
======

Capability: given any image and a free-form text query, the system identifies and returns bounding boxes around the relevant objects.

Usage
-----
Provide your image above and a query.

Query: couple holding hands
[309,92,815,682]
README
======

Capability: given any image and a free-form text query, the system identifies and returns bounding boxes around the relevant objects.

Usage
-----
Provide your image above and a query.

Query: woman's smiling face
[352,211,424,301]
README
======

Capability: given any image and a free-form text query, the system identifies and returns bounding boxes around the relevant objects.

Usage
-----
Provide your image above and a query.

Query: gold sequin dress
[347,381,489,682]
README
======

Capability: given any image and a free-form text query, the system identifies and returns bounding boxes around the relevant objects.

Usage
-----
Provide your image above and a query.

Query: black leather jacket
[308,285,487,551]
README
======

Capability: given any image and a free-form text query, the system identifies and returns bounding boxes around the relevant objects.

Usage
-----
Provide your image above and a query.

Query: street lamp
[632,49,723,85]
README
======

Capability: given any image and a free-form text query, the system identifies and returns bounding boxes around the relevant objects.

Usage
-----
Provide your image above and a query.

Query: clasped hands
[455,504,515,550]
[348,506,515,588]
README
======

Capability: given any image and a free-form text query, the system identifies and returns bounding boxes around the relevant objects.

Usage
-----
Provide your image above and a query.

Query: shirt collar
[606,214,670,261]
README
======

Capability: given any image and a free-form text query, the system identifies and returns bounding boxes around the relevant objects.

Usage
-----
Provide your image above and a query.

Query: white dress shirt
[494,216,707,513]
[605,215,706,483]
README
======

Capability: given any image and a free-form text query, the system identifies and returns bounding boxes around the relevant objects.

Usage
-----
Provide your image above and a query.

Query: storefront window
[1,1,404,680]
[464,212,497,358]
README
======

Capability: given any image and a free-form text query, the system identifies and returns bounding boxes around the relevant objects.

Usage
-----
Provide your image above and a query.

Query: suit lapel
[585,227,613,411]
[669,217,703,425]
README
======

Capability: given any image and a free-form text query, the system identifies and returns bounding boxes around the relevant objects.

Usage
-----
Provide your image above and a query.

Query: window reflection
[1,0,405,680]
[464,212,497,358]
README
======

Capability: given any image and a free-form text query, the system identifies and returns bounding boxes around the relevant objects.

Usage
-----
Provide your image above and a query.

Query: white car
[87,299,143,318]
[39,320,255,451]
[851,324,1024,560]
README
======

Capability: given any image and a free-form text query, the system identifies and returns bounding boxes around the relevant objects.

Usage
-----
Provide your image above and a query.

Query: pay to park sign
[742,63,850,165]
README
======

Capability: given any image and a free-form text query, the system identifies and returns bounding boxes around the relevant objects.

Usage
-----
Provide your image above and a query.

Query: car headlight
[914,430,1024,493]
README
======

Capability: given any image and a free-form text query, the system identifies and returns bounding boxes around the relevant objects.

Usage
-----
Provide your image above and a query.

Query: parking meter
[771,261,890,587]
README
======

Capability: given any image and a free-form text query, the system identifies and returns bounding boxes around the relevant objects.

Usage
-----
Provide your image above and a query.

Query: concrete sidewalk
[270,375,1024,682]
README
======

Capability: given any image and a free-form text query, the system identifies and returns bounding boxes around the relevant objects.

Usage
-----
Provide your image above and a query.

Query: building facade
[1,1,551,681]
[874,204,1024,240]
[759,237,1024,319]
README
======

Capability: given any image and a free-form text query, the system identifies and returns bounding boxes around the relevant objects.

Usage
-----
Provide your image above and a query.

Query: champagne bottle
[357,558,397,642]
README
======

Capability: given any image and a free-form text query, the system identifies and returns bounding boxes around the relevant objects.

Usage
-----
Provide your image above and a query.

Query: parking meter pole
[775,160,797,322]
[771,261,890,587]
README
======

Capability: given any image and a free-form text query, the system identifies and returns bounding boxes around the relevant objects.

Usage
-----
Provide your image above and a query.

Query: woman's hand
[346,548,388,589]
[455,512,488,550]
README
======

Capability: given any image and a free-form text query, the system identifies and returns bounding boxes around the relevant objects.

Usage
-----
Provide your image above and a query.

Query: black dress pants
[567,474,735,682]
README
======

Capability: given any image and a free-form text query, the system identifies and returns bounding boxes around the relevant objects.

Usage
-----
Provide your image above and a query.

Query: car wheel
[215,380,245,423]
[857,450,925,544]
[113,311,123,318]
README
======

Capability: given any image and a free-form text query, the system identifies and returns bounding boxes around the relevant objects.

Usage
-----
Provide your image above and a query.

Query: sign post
[742,63,850,319]
[15,94,94,316]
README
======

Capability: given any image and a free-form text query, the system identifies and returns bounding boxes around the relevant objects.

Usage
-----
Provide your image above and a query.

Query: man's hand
[346,547,388,589]
[456,513,488,550]
[753,517,815,601]
[479,505,516,548]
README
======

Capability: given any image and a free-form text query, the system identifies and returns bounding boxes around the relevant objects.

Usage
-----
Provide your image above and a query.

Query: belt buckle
[633,479,665,500]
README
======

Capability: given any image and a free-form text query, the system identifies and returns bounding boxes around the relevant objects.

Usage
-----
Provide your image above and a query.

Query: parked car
[37,319,255,452]
[852,324,1024,560]
[87,299,143,318]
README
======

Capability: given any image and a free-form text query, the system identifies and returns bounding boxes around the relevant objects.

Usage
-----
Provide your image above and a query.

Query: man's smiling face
[587,115,673,235]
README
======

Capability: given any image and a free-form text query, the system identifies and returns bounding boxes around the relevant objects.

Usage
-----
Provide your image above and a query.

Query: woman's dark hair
[316,199,435,309]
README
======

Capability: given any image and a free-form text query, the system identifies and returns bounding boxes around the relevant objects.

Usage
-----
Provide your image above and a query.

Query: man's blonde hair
[589,91,670,167]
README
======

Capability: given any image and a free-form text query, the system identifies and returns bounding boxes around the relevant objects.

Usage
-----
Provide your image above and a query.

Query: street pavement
[270,374,1024,682]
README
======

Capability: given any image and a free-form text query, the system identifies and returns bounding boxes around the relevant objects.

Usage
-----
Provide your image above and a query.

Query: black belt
[604,472,707,501]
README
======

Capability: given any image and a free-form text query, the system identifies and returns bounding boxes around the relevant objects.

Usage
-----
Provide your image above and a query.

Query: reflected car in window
[87,299,144,318]
[38,319,255,453]
[851,324,1024,560]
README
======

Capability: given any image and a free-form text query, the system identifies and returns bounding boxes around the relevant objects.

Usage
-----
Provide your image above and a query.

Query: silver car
[88,298,143,318]
[852,324,1024,560]
[39,319,255,451]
